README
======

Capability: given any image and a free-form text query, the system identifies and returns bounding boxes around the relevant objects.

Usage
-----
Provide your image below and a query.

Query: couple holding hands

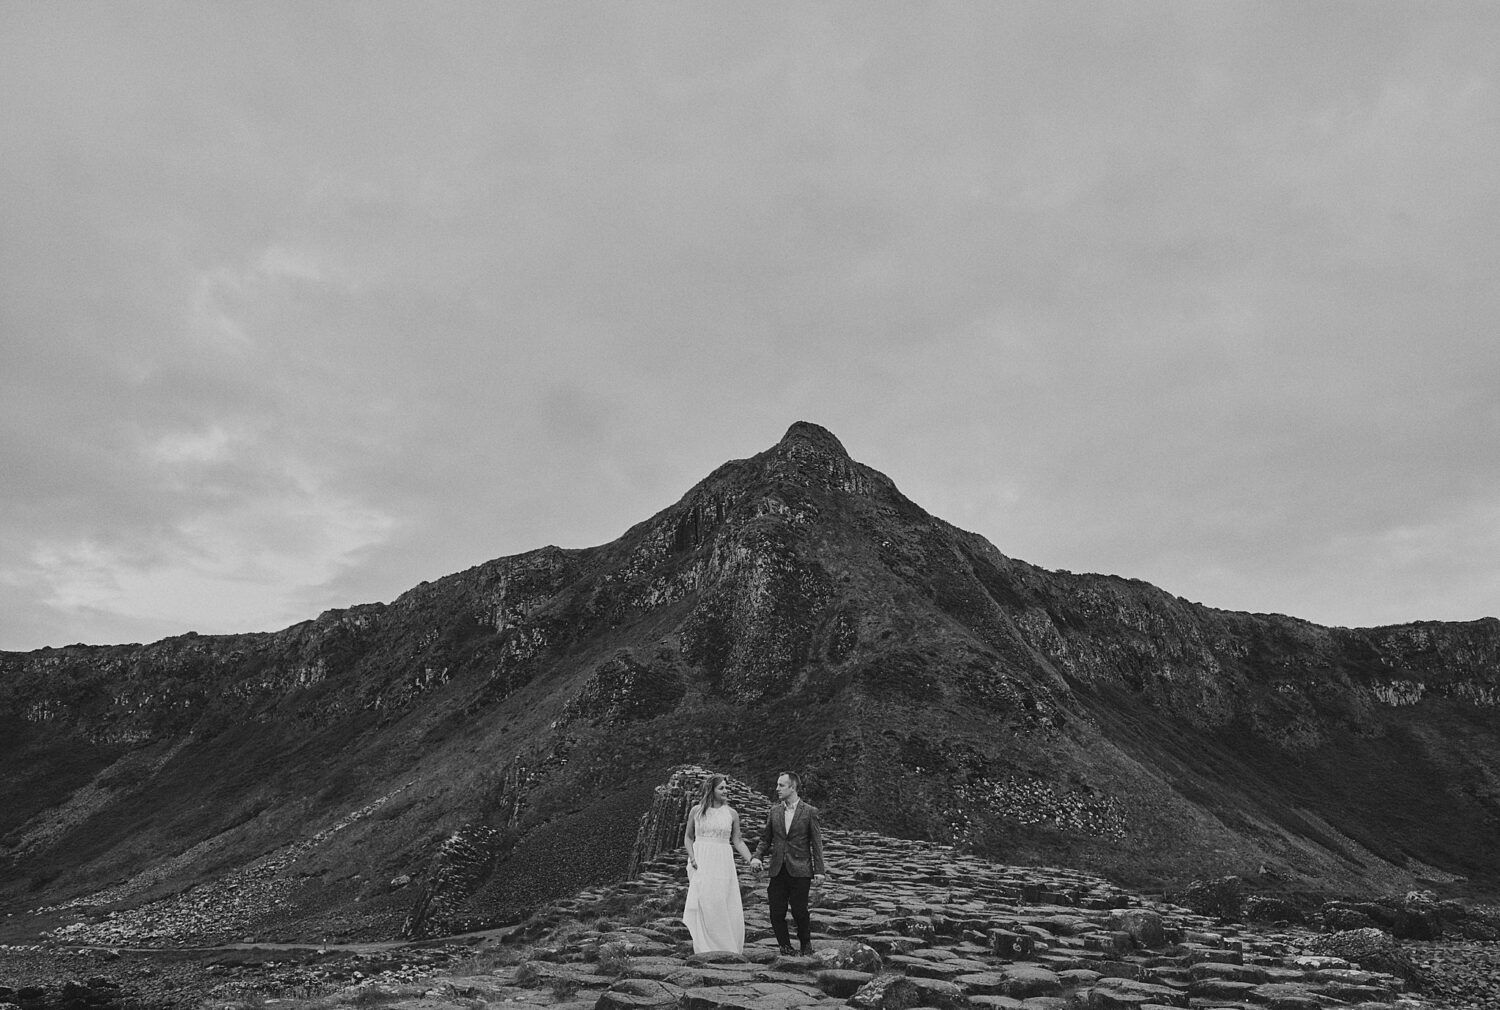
[681,771,826,955]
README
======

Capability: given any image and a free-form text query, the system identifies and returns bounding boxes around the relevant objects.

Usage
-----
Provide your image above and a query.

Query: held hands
[749,857,763,873]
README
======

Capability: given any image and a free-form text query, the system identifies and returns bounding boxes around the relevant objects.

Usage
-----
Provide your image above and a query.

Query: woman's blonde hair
[697,773,726,818]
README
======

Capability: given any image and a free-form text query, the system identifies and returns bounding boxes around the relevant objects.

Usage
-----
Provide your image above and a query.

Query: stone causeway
[383,828,1440,1010]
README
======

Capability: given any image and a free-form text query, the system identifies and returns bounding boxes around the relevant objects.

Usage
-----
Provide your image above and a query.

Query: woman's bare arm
[730,808,753,863]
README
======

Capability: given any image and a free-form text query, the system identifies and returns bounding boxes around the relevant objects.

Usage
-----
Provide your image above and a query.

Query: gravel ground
[1407,939,1500,1009]
[0,943,469,1009]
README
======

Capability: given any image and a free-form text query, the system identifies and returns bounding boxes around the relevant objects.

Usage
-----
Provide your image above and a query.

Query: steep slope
[3,421,1498,944]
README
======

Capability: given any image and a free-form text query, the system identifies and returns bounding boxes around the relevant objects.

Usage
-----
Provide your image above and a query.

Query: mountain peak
[776,421,850,459]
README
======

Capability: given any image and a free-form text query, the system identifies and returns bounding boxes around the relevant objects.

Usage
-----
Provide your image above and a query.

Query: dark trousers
[767,868,812,949]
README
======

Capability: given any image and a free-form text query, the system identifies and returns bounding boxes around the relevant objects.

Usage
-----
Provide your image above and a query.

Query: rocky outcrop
[629,767,772,878]
[1303,926,1424,988]
[402,824,506,940]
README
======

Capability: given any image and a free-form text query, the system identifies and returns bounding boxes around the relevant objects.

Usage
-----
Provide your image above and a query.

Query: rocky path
[5,828,1495,1009]
[326,829,1472,1010]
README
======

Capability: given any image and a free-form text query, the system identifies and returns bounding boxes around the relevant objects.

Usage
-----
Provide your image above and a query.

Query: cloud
[2,5,1499,648]
[7,453,396,643]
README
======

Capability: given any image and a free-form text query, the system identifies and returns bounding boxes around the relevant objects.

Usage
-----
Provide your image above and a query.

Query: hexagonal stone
[1077,978,1189,1008]
[996,966,1062,998]
[754,970,818,986]
[679,982,824,1010]
[1186,961,1268,984]
[1039,915,1093,936]
[1311,980,1399,1003]
[947,959,994,973]
[1287,955,1350,970]
[891,917,937,940]
[1081,932,1133,957]
[689,951,752,965]
[1057,969,1102,988]
[1084,960,1143,981]
[1186,978,1257,1000]
[886,956,968,981]
[1247,984,1324,1010]
[1105,910,1165,949]
[555,999,610,1010]
[1015,996,1067,1009]
[952,973,1008,996]
[521,962,617,989]
[1308,967,1386,987]
[686,968,761,987]
[904,977,970,1010]
[625,961,692,982]
[594,978,686,1010]
[867,934,926,955]
[1175,944,1241,966]
[815,969,874,997]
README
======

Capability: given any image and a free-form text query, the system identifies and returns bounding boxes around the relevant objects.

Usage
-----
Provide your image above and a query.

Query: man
[749,771,826,955]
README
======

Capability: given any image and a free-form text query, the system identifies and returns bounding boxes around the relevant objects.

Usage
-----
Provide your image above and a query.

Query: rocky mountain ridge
[3,422,1499,949]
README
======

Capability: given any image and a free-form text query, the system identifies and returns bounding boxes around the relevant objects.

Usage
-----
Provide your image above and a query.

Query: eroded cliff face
[3,421,1499,947]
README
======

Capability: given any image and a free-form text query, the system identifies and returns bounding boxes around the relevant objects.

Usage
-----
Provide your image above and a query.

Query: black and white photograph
[3,4,1498,1008]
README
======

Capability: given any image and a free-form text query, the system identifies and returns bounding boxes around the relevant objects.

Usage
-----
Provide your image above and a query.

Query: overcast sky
[3,3,1498,651]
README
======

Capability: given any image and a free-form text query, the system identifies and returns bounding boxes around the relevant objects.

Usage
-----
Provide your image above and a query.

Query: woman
[682,773,753,953]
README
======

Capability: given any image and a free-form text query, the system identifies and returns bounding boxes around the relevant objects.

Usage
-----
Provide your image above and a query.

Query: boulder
[1302,928,1423,989]
[1393,889,1444,940]
[1178,876,1242,921]
[812,939,882,973]
[1105,909,1165,948]
[1320,905,1377,932]
[850,974,921,1010]
[1242,895,1304,925]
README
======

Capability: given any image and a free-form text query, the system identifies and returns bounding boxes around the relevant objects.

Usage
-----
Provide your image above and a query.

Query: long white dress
[682,804,744,953]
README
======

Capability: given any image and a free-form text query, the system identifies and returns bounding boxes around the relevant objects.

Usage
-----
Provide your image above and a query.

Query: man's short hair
[779,770,801,790]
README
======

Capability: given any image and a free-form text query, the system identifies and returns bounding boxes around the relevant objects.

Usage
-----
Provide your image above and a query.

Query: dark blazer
[753,801,825,877]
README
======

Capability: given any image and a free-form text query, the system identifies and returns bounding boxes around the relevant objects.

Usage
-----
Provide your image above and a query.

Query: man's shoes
[777,944,794,956]
[799,944,814,956]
